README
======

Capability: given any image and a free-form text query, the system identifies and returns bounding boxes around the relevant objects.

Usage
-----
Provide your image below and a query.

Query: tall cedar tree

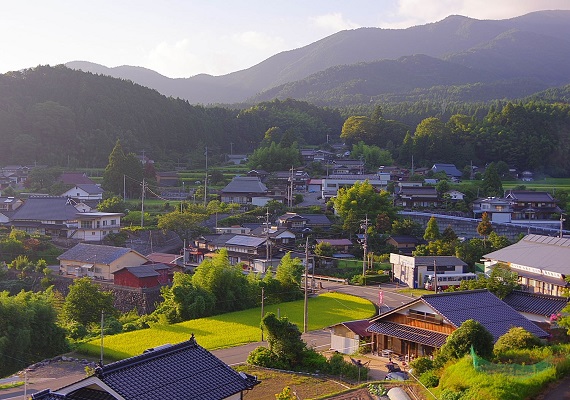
[477,212,493,242]
[423,216,441,241]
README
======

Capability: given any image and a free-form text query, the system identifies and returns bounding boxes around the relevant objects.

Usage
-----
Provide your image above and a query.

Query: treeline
[342,101,570,175]
[0,66,343,168]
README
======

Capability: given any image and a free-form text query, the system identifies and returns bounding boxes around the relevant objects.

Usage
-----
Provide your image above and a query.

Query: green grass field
[78,292,376,360]
[502,178,570,192]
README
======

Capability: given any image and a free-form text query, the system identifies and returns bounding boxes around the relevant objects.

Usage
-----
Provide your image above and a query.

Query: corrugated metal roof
[484,234,570,275]
[225,235,266,247]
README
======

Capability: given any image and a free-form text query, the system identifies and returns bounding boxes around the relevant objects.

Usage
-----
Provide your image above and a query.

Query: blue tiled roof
[503,290,568,317]
[12,196,83,221]
[57,243,143,265]
[422,290,548,340]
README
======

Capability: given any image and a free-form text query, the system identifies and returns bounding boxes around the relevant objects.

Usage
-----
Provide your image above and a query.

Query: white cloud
[310,12,361,32]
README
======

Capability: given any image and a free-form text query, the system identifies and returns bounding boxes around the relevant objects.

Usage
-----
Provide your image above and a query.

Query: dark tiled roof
[388,235,421,244]
[316,238,352,246]
[341,319,373,337]
[58,172,96,185]
[221,177,267,194]
[422,290,548,340]
[413,256,467,267]
[114,266,160,278]
[74,184,104,195]
[367,321,448,348]
[57,243,143,265]
[503,291,568,317]
[32,337,258,400]
[505,190,555,202]
[431,164,462,177]
[97,337,258,399]
[12,196,84,221]
[302,214,332,226]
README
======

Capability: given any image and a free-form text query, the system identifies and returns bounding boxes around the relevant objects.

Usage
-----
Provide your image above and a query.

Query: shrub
[494,327,542,355]
[247,346,289,370]
[300,348,328,372]
[410,356,435,375]
[440,388,463,400]
[440,319,494,360]
[66,321,88,340]
[419,370,439,388]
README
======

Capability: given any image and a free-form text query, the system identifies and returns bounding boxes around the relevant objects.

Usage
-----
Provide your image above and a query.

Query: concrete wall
[399,211,566,241]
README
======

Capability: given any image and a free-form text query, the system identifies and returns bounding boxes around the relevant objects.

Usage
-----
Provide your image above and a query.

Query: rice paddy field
[78,292,376,360]
[502,178,570,192]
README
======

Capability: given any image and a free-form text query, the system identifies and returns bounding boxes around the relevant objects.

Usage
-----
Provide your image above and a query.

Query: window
[81,221,92,229]
[102,220,108,226]
[111,219,116,225]
[92,232,95,235]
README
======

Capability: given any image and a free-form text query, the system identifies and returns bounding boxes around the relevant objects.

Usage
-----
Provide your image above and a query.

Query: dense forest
[2,66,570,175]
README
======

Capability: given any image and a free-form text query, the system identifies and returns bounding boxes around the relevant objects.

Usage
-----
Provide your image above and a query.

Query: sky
[2,0,570,78]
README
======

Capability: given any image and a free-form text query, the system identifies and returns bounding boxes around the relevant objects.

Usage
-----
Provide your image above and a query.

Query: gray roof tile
[12,196,85,221]
[221,177,268,194]
[503,290,568,317]
[57,243,143,265]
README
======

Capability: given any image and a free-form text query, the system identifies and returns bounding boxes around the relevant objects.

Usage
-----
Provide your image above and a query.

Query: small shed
[113,265,169,288]
[329,319,372,354]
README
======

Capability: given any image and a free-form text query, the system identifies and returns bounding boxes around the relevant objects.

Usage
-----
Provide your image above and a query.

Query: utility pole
[303,236,309,333]
[433,258,437,293]
[140,178,145,228]
[261,287,265,341]
[123,174,126,200]
[361,214,369,278]
[204,147,208,207]
[100,310,105,366]
[264,208,270,263]
[560,213,566,238]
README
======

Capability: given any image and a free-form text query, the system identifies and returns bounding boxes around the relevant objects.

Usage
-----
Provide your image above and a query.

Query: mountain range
[65,10,570,105]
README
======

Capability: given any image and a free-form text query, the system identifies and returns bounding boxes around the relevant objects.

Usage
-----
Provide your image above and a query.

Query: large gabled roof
[369,290,548,342]
[484,234,570,275]
[57,243,147,265]
[221,176,267,194]
[11,196,84,221]
[32,336,259,400]
[504,190,556,202]
[58,172,96,185]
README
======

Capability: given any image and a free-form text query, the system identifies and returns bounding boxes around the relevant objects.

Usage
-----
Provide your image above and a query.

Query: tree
[340,116,376,145]
[97,196,127,213]
[314,242,333,267]
[102,140,144,197]
[350,142,393,170]
[423,216,440,241]
[157,211,209,241]
[391,218,423,237]
[192,249,255,313]
[276,387,297,400]
[332,180,397,233]
[477,212,493,242]
[481,162,503,197]
[61,277,116,326]
[261,312,306,368]
[156,272,215,322]
[493,327,541,355]
[439,319,494,360]
[275,253,304,302]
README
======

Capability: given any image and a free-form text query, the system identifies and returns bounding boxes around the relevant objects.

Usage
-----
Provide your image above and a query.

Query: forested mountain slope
[66,11,570,104]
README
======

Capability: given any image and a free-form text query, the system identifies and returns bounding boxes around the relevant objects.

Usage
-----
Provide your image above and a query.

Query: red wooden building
[113,263,170,288]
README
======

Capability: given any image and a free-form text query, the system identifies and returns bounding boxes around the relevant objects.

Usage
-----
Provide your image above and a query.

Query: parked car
[385,371,408,380]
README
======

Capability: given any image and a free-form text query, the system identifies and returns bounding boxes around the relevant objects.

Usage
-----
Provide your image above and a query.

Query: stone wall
[399,211,565,241]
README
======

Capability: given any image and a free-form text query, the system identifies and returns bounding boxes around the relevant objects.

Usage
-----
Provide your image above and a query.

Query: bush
[300,349,328,372]
[66,321,88,340]
[247,346,288,370]
[440,388,463,400]
[410,356,435,375]
[419,370,439,388]
[494,327,542,355]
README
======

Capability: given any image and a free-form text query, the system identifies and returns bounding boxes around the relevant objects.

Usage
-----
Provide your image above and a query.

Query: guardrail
[302,274,348,284]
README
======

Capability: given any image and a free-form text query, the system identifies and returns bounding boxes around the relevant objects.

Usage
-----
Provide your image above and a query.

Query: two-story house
[504,190,562,221]
[220,176,268,204]
[394,186,441,209]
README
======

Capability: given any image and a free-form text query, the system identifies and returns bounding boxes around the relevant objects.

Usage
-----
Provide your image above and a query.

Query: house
[520,170,534,181]
[145,252,183,269]
[329,319,373,354]
[502,290,568,334]
[367,290,548,358]
[250,225,296,247]
[216,226,252,235]
[31,335,259,400]
[73,212,123,241]
[431,164,462,180]
[227,154,248,165]
[272,170,310,191]
[58,243,149,280]
[0,196,23,224]
[483,234,570,297]
[246,169,270,182]
[320,174,390,201]
[155,171,179,187]
[386,236,425,256]
[220,176,268,204]
[315,238,353,253]
[301,149,335,163]
[57,172,97,186]
[195,234,268,266]
[332,159,365,175]
[504,190,562,222]
[394,186,441,209]
[307,179,322,193]
[113,264,170,288]
[472,197,512,223]
[276,212,332,233]
[390,254,468,289]
[9,196,93,237]
[445,190,465,201]
[61,184,104,201]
